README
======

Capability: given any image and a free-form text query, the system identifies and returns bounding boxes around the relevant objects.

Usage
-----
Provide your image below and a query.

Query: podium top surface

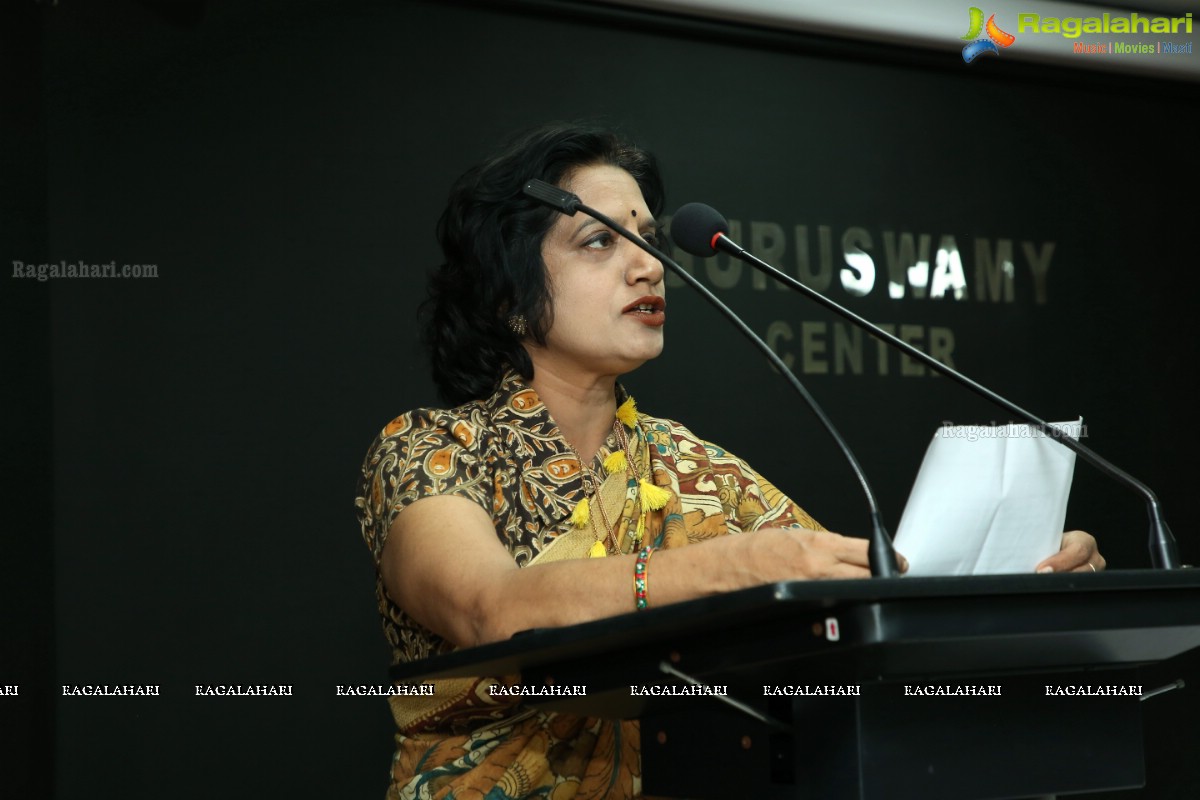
[388,569,1200,683]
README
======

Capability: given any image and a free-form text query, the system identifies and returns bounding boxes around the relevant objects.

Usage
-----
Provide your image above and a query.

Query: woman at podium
[353,123,1101,800]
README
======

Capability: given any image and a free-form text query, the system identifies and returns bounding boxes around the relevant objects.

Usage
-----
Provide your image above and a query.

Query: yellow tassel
[570,497,590,528]
[634,513,646,543]
[616,397,638,428]
[638,480,671,512]
[588,541,608,558]
[603,449,627,475]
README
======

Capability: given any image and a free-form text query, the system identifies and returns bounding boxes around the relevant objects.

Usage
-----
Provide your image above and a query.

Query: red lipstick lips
[623,295,666,327]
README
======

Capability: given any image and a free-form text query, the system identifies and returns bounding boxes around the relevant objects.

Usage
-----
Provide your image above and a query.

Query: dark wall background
[3,0,1198,797]
[2,1,55,798]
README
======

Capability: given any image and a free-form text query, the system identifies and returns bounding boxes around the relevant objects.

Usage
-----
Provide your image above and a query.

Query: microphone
[671,202,729,258]
[522,179,901,578]
[671,202,1181,570]
[522,179,581,215]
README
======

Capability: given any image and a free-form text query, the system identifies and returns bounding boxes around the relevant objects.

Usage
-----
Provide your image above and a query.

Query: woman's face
[530,163,666,382]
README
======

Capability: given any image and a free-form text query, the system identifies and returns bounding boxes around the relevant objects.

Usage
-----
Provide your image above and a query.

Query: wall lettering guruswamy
[665,216,1054,377]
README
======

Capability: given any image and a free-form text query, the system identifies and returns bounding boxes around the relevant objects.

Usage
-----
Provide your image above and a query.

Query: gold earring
[507,315,527,336]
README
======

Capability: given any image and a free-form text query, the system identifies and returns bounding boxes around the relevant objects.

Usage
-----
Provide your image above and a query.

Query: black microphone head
[670,202,729,257]
[523,179,580,215]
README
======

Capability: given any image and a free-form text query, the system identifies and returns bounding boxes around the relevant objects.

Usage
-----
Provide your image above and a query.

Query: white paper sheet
[893,419,1083,576]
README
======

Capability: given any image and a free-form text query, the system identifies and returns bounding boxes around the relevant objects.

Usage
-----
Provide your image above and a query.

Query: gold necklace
[583,441,621,557]
[568,397,670,557]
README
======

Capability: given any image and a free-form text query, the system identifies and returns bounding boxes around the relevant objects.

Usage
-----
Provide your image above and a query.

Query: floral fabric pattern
[355,371,820,799]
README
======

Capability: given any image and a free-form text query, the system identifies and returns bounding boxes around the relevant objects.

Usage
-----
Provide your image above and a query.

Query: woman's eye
[642,231,659,246]
[584,233,613,249]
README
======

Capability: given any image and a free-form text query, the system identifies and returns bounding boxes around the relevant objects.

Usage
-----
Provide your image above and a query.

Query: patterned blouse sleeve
[699,438,824,533]
[354,407,494,567]
[731,454,824,532]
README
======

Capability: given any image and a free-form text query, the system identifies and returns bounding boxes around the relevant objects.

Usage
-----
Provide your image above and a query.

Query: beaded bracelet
[634,546,656,611]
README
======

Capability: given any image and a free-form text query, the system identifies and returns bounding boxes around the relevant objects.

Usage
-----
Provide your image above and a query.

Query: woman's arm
[381,494,879,649]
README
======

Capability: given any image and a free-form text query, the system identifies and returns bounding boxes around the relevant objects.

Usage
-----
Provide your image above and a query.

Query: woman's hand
[744,528,908,581]
[1036,530,1104,574]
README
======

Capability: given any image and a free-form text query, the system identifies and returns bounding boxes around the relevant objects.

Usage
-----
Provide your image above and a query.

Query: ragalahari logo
[961,7,1016,62]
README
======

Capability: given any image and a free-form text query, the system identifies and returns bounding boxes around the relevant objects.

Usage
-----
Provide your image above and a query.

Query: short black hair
[422,122,666,406]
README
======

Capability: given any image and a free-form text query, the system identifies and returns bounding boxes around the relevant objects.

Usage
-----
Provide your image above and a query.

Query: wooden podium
[389,570,1200,799]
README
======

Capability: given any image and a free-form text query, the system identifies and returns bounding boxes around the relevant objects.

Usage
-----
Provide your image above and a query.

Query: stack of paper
[893,419,1083,576]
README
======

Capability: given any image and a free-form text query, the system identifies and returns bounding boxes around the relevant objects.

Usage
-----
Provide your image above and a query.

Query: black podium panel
[642,675,1144,800]
[390,570,1200,798]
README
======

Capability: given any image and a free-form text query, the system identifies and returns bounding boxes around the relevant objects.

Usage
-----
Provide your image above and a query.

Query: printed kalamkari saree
[355,372,819,799]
